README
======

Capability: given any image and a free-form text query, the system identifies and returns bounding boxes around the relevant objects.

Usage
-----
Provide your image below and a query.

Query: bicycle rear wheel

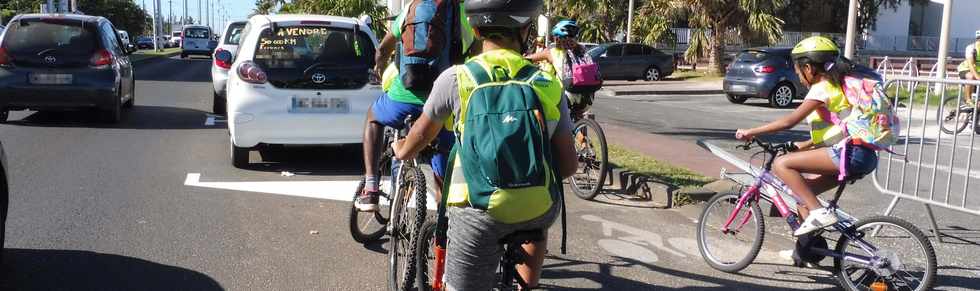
[938,96,971,135]
[696,191,765,273]
[834,215,937,291]
[569,118,609,200]
[389,166,426,291]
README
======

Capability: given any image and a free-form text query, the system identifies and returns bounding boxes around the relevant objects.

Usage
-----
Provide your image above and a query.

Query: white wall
[950,0,980,39]
[871,2,911,37]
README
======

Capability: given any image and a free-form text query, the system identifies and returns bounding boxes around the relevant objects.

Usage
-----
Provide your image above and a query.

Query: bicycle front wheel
[938,96,971,135]
[696,191,765,273]
[415,220,438,291]
[569,118,609,200]
[389,166,426,291]
[348,180,391,243]
[834,215,937,291]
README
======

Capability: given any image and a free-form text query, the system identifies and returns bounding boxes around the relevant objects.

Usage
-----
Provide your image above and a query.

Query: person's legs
[357,94,423,211]
[962,71,976,105]
[445,207,504,291]
[772,147,841,235]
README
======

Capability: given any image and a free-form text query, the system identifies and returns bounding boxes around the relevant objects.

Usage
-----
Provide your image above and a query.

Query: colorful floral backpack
[819,70,900,150]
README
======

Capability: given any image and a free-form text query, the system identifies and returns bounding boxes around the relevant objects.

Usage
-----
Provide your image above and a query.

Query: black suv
[0,14,136,123]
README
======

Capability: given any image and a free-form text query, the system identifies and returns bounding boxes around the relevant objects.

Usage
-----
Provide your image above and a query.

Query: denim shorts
[371,93,454,177]
[827,144,879,177]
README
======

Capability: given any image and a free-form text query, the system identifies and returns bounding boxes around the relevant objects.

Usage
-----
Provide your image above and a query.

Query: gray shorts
[444,203,559,291]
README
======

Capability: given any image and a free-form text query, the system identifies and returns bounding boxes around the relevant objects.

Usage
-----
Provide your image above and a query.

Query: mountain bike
[937,95,979,135]
[347,115,437,291]
[696,139,937,291]
[569,112,609,200]
[414,219,545,291]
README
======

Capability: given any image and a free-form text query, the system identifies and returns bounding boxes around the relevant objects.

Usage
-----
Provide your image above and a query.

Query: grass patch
[607,144,714,206]
[131,48,181,62]
[666,69,724,82]
[886,85,962,107]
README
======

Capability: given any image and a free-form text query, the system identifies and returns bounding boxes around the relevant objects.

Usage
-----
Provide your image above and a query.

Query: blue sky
[141,0,256,25]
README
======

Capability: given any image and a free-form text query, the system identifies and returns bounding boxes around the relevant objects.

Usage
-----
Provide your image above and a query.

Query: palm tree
[664,0,785,76]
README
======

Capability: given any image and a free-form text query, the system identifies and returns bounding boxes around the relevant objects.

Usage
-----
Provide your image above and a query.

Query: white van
[180,25,213,58]
[116,30,131,46]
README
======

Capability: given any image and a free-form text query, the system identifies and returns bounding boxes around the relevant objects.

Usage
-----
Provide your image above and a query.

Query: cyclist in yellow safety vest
[958,30,980,105]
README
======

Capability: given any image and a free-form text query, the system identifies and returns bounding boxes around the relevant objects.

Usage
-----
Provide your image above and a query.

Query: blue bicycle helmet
[552,20,579,38]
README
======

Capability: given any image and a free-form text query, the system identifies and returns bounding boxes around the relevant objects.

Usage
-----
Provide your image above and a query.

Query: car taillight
[90,49,113,67]
[214,49,232,69]
[0,48,10,66]
[754,65,775,74]
[238,61,267,84]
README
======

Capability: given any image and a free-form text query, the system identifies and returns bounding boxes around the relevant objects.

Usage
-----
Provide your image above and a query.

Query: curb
[599,89,725,96]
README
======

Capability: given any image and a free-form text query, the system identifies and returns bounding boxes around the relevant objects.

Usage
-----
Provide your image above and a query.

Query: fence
[874,75,980,242]
[871,56,965,78]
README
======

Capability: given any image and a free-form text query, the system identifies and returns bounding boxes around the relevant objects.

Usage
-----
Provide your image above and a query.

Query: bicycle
[414,219,545,291]
[569,111,610,200]
[696,139,937,291]
[937,94,980,135]
[347,115,438,291]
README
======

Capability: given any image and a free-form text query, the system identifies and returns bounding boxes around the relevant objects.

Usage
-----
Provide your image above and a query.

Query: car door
[102,22,134,100]
[620,44,649,80]
[595,44,624,79]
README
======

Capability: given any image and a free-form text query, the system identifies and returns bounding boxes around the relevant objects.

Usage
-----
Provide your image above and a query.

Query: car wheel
[0,109,8,123]
[123,83,135,108]
[180,53,187,59]
[726,94,748,104]
[213,91,226,115]
[230,137,249,168]
[644,66,661,81]
[768,83,796,108]
[102,87,122,123]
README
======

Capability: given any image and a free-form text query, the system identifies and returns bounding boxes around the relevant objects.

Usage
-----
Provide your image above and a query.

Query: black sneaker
[355,190,380,212]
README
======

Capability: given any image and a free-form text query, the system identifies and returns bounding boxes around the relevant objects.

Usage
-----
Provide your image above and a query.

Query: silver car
[211,21,247,115]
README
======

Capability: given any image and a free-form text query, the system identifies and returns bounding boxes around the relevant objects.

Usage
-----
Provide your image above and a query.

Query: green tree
[77,0,148,36]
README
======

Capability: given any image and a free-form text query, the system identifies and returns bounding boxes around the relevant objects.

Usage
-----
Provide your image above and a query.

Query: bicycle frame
[701,140,884,268]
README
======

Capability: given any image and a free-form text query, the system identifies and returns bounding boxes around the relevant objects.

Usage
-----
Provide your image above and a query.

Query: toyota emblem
[311,73,327,84]
[44,56,57,64]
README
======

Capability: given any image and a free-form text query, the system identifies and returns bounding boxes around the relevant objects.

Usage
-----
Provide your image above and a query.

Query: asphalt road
[1,57,978,290]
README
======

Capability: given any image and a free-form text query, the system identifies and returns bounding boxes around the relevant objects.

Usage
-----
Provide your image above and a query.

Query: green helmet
[791,36,839,65]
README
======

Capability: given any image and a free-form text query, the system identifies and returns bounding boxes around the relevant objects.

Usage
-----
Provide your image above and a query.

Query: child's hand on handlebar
[735,129,755,141]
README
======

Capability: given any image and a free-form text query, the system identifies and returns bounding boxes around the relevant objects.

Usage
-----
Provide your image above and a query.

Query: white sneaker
[793,207,839,236]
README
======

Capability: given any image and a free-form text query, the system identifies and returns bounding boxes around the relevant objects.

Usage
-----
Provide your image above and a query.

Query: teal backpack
[456,61,560,224]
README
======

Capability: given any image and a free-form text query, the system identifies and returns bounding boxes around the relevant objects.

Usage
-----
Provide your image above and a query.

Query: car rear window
[2,18,97,55]
[254,25,375,89]
[172,31,181,37]
[184,28,210,39]
[223,24,246,45]
[736,50,770,62]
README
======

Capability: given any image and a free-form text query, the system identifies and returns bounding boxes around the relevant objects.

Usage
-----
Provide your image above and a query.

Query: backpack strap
[514,65,539,82]
[463,61,492,84]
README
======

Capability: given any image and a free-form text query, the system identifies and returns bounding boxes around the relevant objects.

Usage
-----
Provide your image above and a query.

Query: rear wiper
[36,48,57,56]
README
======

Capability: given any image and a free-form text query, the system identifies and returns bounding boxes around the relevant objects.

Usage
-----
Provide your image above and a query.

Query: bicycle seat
[499,229,544,245]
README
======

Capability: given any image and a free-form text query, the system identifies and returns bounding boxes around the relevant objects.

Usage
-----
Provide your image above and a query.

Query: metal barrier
[874,76,980,242]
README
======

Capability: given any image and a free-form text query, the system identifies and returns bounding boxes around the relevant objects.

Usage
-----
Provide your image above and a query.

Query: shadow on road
[5,105,215,130]
[540,255,839,290]
[135,57,213,82]
[241,145,365,176]
[657,127,809,142]
[1,248,223,290]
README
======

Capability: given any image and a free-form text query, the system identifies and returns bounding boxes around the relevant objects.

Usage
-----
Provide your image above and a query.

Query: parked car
[226,14,379,168]
[723,47,805,108]
[117,30,131,46]
[170,31,182,47]
[0,14,136,123]
[580,42,599,51]
[180,25,213,58]
[589,43,674,81]
[211,20,247,115]
[137,36,154,49]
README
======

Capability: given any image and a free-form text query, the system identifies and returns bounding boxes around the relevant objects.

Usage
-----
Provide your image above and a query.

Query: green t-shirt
[387,3,475,105]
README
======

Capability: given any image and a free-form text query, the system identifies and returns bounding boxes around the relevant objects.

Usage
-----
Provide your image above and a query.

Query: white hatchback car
[211,20,247,115]
[226,14,380,168]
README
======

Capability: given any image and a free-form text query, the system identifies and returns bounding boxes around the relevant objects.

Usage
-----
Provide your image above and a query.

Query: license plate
[30,73,73,85]
[290,96,350,113]
[729,84,748,93]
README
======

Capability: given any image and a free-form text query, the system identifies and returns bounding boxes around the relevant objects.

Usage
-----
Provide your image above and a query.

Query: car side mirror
[215,50,233,63]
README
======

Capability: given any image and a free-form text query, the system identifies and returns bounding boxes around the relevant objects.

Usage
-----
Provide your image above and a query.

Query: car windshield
[138,37,152,41]
[184,28,210,39]
[736,50,770,62]
[1,18,97,56]
[224,24,246,45]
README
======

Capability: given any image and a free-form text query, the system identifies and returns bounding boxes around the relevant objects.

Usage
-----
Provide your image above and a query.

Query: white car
[117,30,131,46]
[170,31,182,48]
[211,20,247,115]
[180,25,213,58]
[226,14,380,168]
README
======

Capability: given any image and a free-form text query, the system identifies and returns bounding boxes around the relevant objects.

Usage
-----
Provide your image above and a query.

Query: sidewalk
[600,122,734,178]
[598,79,723,96]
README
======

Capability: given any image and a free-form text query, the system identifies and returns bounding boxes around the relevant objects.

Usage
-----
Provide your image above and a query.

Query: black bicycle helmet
[465,0,544,29]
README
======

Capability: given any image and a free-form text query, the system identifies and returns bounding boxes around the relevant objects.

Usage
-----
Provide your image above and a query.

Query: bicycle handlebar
[738,138,797,155]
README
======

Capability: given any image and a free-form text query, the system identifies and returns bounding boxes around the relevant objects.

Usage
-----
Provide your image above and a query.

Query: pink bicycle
[696,139,936,291]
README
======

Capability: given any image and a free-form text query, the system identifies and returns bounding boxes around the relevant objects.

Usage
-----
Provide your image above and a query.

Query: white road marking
[204,114,227,126]
[582,214,688,259]
[885,158,980,180]
[183,173,438,209]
